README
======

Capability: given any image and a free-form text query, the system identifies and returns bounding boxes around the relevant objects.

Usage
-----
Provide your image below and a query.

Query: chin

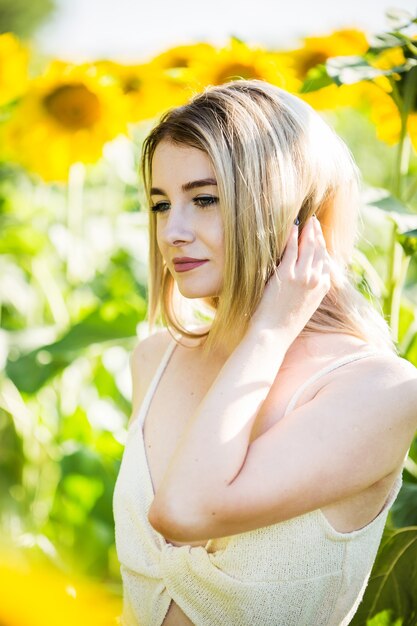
[178,288,217,300]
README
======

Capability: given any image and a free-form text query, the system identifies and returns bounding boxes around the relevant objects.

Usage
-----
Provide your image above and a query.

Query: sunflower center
[172,56,190,68]
[123,76,143,94]
[43,83,101,130]
[300,52,329,75]
[215,63,262,84]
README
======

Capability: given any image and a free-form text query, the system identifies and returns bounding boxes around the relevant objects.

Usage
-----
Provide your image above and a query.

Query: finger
[311,217,327,273]
[295,217,316,278]
[278,223,299,275]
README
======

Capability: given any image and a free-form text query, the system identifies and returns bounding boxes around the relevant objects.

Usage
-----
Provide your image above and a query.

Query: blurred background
[1,1,417,625]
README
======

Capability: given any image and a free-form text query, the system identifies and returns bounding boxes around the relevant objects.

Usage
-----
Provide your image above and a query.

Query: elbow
[148,509,180,543]
[148,498,197,543]
[148,497,218,544]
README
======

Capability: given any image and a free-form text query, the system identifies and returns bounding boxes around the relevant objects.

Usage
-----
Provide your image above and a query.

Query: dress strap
[129,336,178,431]
[283,350,385,418]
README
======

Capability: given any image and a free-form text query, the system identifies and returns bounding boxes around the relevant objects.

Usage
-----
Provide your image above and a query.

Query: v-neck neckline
[129,343,384,500]
[126,339,386,550]
[126,340,217,550]
[128,339,178,499]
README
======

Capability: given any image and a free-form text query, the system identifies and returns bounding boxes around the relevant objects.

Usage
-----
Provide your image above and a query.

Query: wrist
[246,319,295,352]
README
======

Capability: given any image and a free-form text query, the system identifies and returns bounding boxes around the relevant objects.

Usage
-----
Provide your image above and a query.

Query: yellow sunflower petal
[1,60,129,181]
[300,81,368,111]
[0,32,29,105]
[0,554,121,626]
[291,28,369,79]
[194,38,299,91]
[361,81,402,144]
[407,112,417,151]
[371,46,406,70]
[98,59,196,122]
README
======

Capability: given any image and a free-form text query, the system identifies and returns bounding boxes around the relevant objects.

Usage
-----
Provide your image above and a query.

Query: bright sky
[36,0,417,62]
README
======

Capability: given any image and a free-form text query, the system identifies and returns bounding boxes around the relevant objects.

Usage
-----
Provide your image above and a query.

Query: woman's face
[150,140,225,299]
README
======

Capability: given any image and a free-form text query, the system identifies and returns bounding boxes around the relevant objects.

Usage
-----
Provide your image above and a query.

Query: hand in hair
[250,216,331,342]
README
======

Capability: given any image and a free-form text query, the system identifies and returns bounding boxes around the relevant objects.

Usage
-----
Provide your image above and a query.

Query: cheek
[209,215,224,248]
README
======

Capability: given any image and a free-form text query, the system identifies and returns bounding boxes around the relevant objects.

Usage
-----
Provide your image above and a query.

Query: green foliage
[6,299,146,393]
[0,151,149,585]
[0,0,56,38]
[366,609,404,626]
[1,8,417,618]
[350,527,417,626]
[390,483,417,527]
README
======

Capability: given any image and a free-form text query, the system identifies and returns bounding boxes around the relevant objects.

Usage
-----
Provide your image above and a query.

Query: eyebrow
[150,178,217,196]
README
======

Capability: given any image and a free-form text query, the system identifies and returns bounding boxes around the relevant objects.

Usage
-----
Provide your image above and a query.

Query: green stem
[393,105,409,199]
[383,222,397,318]
[405,174,417,203]
[383,223,410,344]
[66,162,86,283]
[390,253,411,345]
[393,66,417,199]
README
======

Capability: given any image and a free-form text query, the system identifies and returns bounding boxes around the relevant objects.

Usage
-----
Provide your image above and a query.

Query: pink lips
[172,258,208,272]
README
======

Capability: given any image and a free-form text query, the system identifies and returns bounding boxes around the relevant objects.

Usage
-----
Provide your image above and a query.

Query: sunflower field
[1,6,417,626]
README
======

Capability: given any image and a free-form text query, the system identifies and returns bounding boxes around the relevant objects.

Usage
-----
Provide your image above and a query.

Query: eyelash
[150,196,219,213]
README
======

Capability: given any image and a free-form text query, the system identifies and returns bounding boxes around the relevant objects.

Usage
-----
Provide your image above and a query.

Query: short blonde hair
[141,79,395,356]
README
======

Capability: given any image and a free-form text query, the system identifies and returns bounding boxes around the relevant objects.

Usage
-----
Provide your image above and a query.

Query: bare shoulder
[350,352,417,402]
[128,329,174,424]
[327,351,417,448]
[130,328,173,373]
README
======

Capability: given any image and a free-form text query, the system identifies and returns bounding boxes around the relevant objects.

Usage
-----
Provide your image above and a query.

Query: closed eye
[150,196,219,213]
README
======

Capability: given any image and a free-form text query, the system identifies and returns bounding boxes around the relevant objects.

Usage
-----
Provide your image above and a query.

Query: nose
[158,205,195,246]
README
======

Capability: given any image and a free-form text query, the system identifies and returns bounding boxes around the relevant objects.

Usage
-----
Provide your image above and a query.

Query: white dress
[113,340,404,626]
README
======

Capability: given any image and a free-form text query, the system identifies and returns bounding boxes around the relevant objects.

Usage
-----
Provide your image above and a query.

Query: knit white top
[113,340,404,626]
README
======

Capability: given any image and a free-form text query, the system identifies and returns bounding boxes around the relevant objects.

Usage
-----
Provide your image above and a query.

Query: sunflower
[194,37,299,91]
[0,33,29,106]
[292,29,369,78]
[0,552,121,626]
[2,60,129,181]
[149,42,219,86]
[361,80,417,151]
[292,29,370,110]
[359,45,417,150]
[96,58,196,123]
[102,40,299,124]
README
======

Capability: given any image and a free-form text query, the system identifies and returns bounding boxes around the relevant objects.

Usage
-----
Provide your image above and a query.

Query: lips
[172,258,208,273]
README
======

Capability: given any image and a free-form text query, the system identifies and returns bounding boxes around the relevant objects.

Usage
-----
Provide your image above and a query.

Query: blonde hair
[141,79,395,356]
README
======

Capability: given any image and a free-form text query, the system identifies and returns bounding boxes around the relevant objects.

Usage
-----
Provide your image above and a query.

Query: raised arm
[148,216,338,539]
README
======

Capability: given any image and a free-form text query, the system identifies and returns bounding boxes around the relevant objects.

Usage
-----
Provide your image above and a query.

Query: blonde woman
[113,80,417,626]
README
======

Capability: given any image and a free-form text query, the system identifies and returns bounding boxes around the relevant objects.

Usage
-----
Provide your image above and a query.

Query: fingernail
[294,216,300,226]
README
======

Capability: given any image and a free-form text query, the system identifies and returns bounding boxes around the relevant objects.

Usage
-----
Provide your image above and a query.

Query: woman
[113,79,417,626]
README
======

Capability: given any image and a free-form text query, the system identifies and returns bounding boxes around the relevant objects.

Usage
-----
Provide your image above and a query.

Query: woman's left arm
[149,219,417,542]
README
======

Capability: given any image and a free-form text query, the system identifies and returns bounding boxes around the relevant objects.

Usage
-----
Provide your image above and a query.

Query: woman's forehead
[151,141,216,186]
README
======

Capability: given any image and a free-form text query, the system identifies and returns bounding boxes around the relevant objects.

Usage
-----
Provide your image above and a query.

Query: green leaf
[405,331,417,368]
[385,8,415,30]
[350,527,417,626]
[325,55,416,86]
[61,474,104,512]
[390,483,417,528]
[366,609,404,625]
[367,194,417,232]
[5,298,146,393]
[300,64,334,93]
[367,193,412,215]
[327,56,383,85]
[397,229,417,256]
[368,28,417,53]
[0,223,47,256]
